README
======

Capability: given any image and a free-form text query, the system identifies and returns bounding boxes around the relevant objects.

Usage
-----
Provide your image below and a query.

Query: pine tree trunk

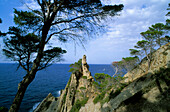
[9,73,36,112]
[144,50,151,71]
[8,7,56,111]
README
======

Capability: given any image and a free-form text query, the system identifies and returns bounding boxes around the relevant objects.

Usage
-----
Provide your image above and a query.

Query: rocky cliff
[34,43,170,112]
[124,43,170,82]
[34,55,98,112]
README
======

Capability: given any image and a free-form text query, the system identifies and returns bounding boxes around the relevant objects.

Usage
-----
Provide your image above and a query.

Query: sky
[0,0,169,64]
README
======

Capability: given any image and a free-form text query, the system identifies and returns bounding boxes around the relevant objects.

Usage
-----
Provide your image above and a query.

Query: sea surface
[0,63,114,112]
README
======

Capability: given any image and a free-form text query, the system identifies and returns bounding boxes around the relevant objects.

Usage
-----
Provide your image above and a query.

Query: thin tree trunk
[112,67,118,77]
[9,73,36,112]
[8,3,59,111]
[144,50,150,71]
[8,21,52,112]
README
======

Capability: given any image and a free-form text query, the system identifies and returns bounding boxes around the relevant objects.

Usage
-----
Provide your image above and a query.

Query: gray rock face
[124,43,170,82]
[34,93,57,112]
[103,68,170,112]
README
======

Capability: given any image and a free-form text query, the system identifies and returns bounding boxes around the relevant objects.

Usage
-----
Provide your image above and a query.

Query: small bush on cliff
[109,86,124,99]
[80,87,86,90]
[82,76,87,79]
[93,73,128,104]
[93,73,126,92]
[70,97,89,112]
[93,73,113,91]
[69,59,82,74]
[93,91,106,104]
[63,93,67,104]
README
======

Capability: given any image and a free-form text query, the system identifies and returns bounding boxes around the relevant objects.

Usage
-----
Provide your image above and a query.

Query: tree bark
[144,50,151,71]
[9,73,36,112]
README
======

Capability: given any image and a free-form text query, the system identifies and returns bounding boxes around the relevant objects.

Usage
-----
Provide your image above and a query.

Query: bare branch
[51,13,100,25]
[48,0,64,22]
[21,0,43,18]
[18,57,28,72]
[45,25,80,44]
[36,0,46,21]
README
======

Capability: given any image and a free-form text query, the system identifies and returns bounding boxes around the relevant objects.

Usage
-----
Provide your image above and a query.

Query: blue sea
[0,63,114,112]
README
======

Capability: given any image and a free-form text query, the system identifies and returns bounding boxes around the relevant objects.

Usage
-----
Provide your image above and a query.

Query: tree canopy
[148,23,165,47]
[3,26,66,73]
[13,0,123,44]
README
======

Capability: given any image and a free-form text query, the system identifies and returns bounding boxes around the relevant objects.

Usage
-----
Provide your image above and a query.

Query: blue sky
[0,0,169,64]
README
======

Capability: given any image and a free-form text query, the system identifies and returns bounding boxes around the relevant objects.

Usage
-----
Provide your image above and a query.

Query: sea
[0,63,115,112]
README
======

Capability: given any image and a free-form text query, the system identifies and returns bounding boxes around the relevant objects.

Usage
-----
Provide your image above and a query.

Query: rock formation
[34,55,97,112]
[34,43,170,112]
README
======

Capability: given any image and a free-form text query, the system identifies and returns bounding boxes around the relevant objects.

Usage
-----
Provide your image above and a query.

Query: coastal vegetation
[92,73,128,105]
[70,97,89,112]
[68,59,82,74]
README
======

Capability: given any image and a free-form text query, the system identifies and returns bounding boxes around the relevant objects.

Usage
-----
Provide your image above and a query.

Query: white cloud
[61,0,169,64]
[18,0,40,10]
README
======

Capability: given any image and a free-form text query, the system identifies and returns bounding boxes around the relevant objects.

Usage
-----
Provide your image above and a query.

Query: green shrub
[70,97,89,112]
[109,85,126,99]
[67,77,71,87]
[93,73,113,92]
[82,76,87,79]
[68,68,75,72]
[101,95,110,105]
[93,73,130,105]
[80,87,86,90]
[69,59,82,74]
[76,90,80,92]
[63,93,67,103]
[93,91,106,104]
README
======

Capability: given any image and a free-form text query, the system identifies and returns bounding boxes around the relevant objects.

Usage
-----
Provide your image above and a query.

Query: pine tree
[4,1,123,111]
